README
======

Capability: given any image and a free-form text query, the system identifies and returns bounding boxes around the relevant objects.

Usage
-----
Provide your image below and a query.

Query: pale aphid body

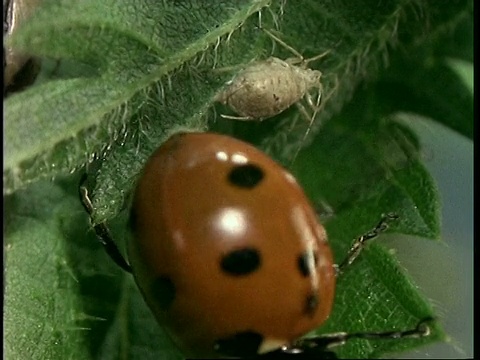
[214,28,327,122]
[215,56,322,120]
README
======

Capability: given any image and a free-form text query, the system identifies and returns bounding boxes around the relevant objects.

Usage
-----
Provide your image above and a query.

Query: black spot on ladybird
[298,252,318,277]
[220,248,261,276]
[214,331,264,357]
[151,276,176,310]
[305,293,319,316]
[228,164,264,189]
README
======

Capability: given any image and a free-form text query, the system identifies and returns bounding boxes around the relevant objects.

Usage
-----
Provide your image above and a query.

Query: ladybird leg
[79,174,132,273]
[335,213,399,276]
[289,317,434,352]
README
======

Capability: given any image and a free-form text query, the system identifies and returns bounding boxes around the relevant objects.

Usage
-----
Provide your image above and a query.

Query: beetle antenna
[335,212,399,276]
[79,173,132,273]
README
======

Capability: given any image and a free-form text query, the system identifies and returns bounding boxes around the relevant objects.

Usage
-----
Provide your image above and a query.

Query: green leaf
[4,181,89,359]
[4,0,471,216]
[294,92,441,240]
[372,56,473,140]
[320,243,443,359]
[97,279,183,360]
[369,2,473,139]
[5,179,185,360]
[4,0,272,196]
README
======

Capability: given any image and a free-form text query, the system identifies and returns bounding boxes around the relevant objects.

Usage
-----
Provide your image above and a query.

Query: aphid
[4,0,42,95]
[214,28,329,123]
[80,132,434,359]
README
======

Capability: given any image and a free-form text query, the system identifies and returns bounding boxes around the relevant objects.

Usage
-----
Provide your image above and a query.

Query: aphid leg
[300,83,323,135]
[302,49,331,66]
[261,27,332,66]
[286,317,434,353]
[288,88,323,166]
[79,173,132,273]
[305,83,323,113]
[261,27,304,60]
[258,1,282,31]
[290,74,340,166]
[293,101,316,132]
[334,213,399,276]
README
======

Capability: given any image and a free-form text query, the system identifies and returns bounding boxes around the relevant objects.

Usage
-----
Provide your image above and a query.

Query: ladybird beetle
[128,132,336,357]
[80,132,433,358]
